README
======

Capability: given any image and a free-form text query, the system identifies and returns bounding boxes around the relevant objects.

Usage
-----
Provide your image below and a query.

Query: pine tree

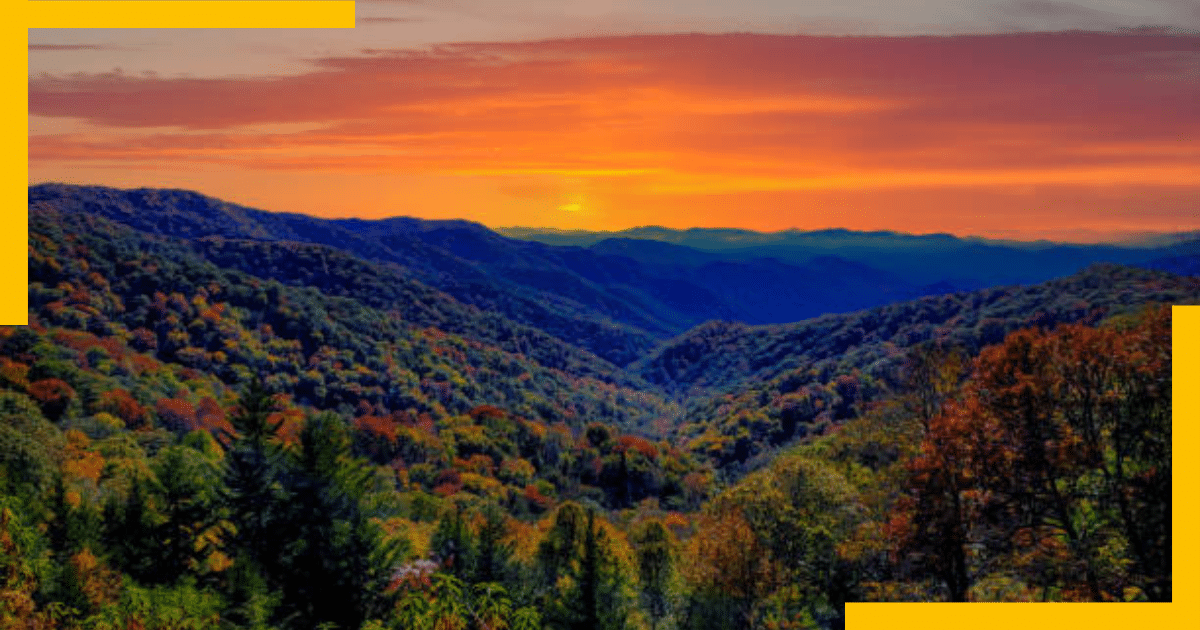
[47,477,102,560]
[633,520,672,630]
[431,506,476,582]
[102,475,161,583]
[220,378,289,625]
[221,378,287,572]
[574,509,601,630]
[152,444,224,585]
[537,504,627,630]
[473,503,513,587]
[279,411,407,629]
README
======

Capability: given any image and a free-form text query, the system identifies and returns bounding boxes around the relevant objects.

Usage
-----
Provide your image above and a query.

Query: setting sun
[28,20,1200,241]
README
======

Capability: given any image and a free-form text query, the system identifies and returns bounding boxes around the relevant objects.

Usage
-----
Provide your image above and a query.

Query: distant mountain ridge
[26,182,1200,466]
[30,183,1200,380]
[30,183,962,363]
[498,225,1200,286]
[1140,253,1200,276]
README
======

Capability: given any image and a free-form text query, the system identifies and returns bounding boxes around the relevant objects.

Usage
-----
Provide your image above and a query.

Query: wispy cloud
[985,0,1200,33]
[28,31,1200,218]
[30,44,120,52]
[358,17,424,24]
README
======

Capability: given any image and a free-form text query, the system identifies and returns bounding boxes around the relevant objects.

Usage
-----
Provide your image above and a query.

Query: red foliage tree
[27,378,75,422]
[155,397,198,434]
[97,388,148,428]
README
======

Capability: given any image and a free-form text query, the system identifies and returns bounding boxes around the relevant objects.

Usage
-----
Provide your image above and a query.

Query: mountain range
[27,182,1200,450]
[30,183,1200,371]
[498,224,1200,286]
[8,183,1190,621]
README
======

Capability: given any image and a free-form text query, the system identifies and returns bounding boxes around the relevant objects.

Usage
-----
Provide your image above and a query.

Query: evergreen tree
[47,477,102,560]
[0,496,57,628]
[537,504,627,630]
[222,378,287,563]
[633,520,672,630]
[102,475,161,584]
[473,503,513,587]
[431,505,477,582]
[47,477,103,614]
[574,509,601,630]
[536,503,585,588]
[220,378,289,624]
[279,411,407,629]
[152,443,225,585]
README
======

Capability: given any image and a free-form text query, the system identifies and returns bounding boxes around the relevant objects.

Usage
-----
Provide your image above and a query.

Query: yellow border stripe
[849,306,1197,626]
[4,18,26,325]
[7,0,355,324]
[1170,305,1198,615]
[26,1,356,29]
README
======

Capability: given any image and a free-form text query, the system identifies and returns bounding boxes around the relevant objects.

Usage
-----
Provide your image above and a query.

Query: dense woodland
[1,185,1188,629]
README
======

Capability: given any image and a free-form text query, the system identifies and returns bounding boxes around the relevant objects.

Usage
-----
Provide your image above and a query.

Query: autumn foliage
[3,187,1182,629]
[890,306,1171,601]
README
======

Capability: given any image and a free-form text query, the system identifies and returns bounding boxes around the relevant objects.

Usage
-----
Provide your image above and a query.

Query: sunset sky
[27,1,1200,241]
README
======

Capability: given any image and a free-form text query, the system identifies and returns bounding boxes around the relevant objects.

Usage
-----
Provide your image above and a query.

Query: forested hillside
[1,185,1184,630]
[635,265,1199,471]
[27,185,1001,364]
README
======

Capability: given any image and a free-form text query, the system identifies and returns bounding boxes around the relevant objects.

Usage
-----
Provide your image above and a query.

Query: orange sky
[28,30,1200,241]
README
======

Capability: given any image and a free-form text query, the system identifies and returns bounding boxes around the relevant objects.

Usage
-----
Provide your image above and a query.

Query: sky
[27,0,1200,241]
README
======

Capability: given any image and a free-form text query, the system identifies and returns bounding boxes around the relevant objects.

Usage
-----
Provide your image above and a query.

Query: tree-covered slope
[632,265,1199,471]
[29,184,664,365]
[28,204,675,430]
[30,184,976,364]
[634,264,1200,396]
[4,185,1182,630]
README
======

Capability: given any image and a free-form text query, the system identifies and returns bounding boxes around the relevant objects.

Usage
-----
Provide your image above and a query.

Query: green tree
[279,411,408,630]
[472,582,512,630]
[473,503,513,587]
[220,378,288,626]
[537,504,627,630]
[429,573,469,630]
[432,505,477,582]
[47,476,102,560]
[0,392,63,517]
[151,443,226,584]
[47,477,104,613]
[0,496,59,628]
[510,607,542,630]
[222,378,287,556]
[632,520,672,630]
[103,474,162,584]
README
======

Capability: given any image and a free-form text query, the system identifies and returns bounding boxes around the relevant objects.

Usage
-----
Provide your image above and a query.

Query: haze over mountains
[30,183,1200,372]
[498,225,1200,287]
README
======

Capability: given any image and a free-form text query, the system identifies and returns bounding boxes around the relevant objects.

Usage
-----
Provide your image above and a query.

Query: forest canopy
[1,186,1186,629]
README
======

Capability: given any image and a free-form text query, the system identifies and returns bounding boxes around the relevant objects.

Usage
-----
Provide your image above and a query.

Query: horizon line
[29,180,1200,247]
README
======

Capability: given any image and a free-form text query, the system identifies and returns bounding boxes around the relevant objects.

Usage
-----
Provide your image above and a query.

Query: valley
[2,184,1189,629]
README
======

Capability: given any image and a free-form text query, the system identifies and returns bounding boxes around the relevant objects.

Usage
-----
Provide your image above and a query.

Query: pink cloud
[29,32,1200,193]
[30,44,118,52]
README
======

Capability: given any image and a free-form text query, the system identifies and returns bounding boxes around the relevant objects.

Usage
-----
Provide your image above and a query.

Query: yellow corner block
[24,1,356,30]
[5,1,357,323]
[848,305,1195,627]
